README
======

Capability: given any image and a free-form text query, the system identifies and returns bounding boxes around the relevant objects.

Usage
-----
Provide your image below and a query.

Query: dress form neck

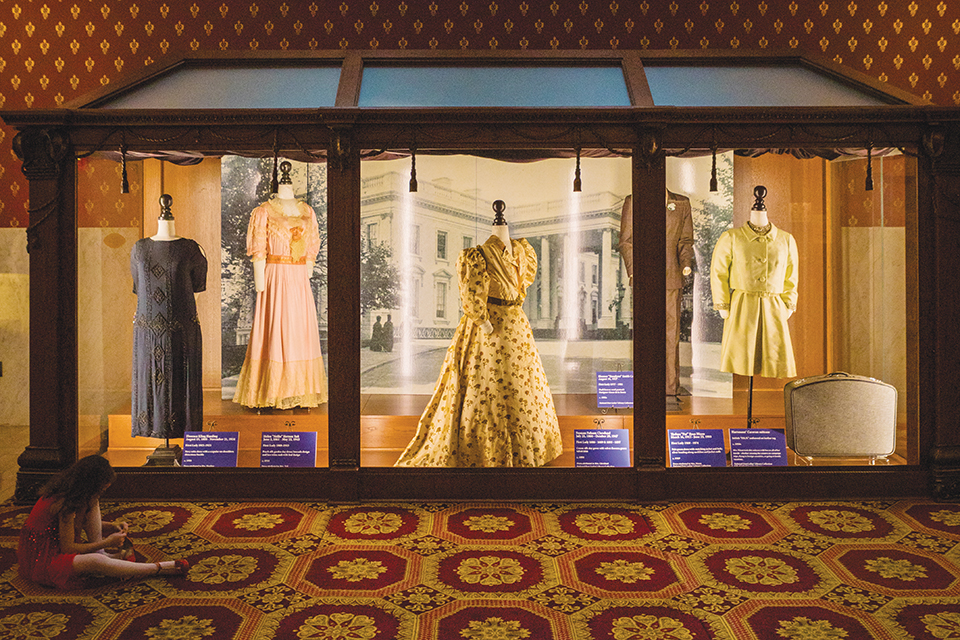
[749,208,769,227]
[274,184,300,217]
[492,224,512,257]
[152,219,179,241]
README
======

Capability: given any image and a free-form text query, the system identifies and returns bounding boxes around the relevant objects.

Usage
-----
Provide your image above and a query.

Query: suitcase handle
[826,372,852,378]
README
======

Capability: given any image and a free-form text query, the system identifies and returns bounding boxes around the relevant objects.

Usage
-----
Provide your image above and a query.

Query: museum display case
[671,151,916,468]
[4,50,958,502]
[359,155,633,468]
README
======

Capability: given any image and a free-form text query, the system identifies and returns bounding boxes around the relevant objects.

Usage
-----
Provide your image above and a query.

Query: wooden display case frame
[4,49,959,502]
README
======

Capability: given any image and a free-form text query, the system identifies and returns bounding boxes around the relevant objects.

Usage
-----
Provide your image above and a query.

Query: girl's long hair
[39,455,116,515]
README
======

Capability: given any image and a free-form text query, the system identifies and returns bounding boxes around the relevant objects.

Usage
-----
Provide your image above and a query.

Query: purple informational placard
[730,429,788,466]
[596,372,634,408]
[574,429,631,467]
[668,430,727,467]
[260,432,318,468]
[182,432,239,467]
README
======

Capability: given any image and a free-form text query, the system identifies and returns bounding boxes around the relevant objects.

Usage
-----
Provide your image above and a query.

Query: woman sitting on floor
[17,454,187,589]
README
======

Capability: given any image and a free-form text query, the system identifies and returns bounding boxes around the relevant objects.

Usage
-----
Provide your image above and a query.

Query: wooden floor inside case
[104,389,907,468]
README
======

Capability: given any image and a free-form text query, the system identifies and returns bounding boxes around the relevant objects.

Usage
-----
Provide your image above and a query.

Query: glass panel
[667,152,736,402]
[360,154,633,467]
[86,156,329,467]
[99,66,341,109]
[644,65,890,107]
[668,150,915,468]
[77,156,145,462]
[358,66,631,107]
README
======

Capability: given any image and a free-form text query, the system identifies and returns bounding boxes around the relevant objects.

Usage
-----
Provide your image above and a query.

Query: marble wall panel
[0,229,28,426]
[838,227,907,419]
[78,228,139,448]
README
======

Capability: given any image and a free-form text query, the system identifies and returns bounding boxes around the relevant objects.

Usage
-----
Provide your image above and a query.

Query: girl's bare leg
[72,554,179,579]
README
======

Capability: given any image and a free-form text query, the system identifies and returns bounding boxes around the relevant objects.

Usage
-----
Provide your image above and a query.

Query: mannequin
[395,199,563,468]
[717,191,793,321]
[253,170,301,292]
[491,202,513,258]
[233,160,328,409]
[131,194,207,466]
[147,195,179,465]
[152,195,179,241]
[710,185,799,382]
[617,190,695,403]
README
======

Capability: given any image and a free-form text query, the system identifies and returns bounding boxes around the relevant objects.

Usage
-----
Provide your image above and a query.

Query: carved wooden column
[12,126,78,504]
[927,123,960,501]
[326,122,361,502]
[632,127,667,471]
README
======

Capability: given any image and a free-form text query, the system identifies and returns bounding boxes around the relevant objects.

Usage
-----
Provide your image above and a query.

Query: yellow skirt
[395,303,563,468]
[719,290,796,378]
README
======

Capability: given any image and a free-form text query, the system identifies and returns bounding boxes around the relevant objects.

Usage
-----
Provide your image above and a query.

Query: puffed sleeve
[304,203,321,264]
[457,246,490,326]
[246,204,268,260]
[191,241,208,293]
[709,229,734,311]
[516,239,538,302]
[780,232,799,311]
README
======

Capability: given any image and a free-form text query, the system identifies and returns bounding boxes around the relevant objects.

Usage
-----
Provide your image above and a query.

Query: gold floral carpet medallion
[1,501,960,638]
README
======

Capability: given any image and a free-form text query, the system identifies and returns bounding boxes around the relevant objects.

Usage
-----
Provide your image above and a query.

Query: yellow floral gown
[395,235,563,467]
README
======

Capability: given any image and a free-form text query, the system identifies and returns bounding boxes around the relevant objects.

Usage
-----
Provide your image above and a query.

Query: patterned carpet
[0,500,959,639]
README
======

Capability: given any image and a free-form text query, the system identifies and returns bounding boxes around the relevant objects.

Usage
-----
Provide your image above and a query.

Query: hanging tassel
[409,148,418,192]
[709,142,718,193]
[271,131,280,194]
[865,146,874,191]
[573,146,582,192]
[119,137,130,194]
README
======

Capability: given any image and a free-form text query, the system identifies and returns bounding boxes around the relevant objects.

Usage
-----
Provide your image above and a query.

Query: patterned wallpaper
[1,0,958,227]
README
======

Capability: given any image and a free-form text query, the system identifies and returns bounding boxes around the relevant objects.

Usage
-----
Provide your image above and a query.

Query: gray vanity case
[784,372,898,458]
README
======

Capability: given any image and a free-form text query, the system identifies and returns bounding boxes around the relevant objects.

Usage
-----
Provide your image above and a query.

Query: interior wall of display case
[735,151,912,438]
[0,229,28,427]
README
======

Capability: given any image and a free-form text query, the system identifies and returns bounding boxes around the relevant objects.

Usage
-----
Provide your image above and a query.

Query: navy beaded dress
[130,238,207,438]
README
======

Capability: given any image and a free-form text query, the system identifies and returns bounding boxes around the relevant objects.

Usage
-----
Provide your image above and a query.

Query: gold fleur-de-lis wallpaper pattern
[1,0,957,227]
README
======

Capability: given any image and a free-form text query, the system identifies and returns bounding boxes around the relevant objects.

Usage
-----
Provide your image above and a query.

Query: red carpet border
[0,500,959,638]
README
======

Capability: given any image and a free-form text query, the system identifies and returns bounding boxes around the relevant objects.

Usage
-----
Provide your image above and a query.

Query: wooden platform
[105,389,905,468]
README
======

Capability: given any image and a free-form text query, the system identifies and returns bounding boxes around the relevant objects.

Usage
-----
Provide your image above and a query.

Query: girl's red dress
[17,495,78,589]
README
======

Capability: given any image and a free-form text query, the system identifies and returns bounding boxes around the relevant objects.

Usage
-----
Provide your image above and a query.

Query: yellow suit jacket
[709,223,798,312]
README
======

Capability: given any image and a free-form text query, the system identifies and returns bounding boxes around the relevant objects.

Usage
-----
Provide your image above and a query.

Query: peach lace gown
[233,199,328,409]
